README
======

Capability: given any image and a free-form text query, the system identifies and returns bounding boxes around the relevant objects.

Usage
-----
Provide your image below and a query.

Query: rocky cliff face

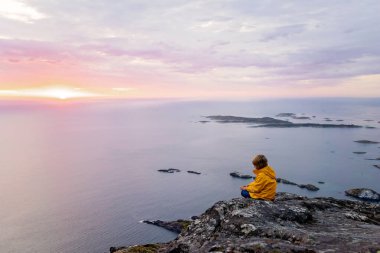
[113,192,380,253]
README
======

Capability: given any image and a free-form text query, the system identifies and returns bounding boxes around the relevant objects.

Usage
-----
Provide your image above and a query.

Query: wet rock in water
[354,140,379,144]
[276,113,296,117]
[158,168,181,173]
[366,157,380,160]
[345,188,380,201]
[292,116,311,120]
[187,170,201,175]
[318,181,325,184]
[374,165,380,169]
[353,151,367,154]
[365,126,376,129]
[325,119,333,122]
[141,192,380,253]
[199,120,209,123]
[298,184,320,191]
[336,119,344,121]
[364,119,374,122]
[230,171,253,179]
[276,178,298,185]
[142,219,191,234]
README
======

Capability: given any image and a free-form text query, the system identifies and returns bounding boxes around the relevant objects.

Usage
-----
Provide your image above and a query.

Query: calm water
[1,98,379,253]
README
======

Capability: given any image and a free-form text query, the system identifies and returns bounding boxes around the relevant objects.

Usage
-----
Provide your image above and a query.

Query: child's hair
[252,154,268,169]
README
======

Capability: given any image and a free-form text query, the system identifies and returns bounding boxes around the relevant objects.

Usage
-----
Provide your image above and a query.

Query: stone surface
[229,172,253,179]
[113,193,380,253]
[345,188,380,201]
[143,194,378,252]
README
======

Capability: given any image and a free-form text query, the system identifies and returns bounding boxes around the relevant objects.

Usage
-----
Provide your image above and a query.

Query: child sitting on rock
[240,154,277,201]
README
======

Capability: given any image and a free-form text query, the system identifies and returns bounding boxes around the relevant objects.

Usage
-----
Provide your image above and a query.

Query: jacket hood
[254,165,276,179]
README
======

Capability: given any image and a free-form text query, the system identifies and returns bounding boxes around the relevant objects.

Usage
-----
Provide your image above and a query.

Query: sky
[0,0,380,100]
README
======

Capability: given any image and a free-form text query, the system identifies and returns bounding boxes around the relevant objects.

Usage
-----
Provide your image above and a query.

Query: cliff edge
[113,192,380,253]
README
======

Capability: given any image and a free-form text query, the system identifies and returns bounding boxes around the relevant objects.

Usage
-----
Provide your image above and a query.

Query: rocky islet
[158,168,181,173]
[345,188,380,201]
[229,171,253,179]
[206,115,362,128]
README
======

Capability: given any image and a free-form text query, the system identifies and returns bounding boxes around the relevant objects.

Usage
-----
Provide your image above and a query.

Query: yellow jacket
[246,165,277,200]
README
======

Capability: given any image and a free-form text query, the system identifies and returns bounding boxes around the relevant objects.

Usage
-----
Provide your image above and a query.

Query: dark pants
[241,190,251,198]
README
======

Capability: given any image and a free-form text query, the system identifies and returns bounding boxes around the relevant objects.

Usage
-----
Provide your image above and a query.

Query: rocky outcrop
[113,193,380,253]
[353,151,366,154]
[230,172,253,179]
[253,122,361,128]
[298,184,319,191]
[276,113,296,117]
[187,170,201,175]
[354,140,379,144]
[206,115,362,128]
[276,178,297,185]
[206,115,286,124]
[276,113,311,120]
[110,244,162,253]
[142,219,191,233]
[158,168,181,173]
[366,157,380,160]
[276,178,319,191]
[345,188,380,201]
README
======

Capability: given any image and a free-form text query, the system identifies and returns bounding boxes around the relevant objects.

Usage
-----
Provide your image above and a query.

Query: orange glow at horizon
[0,86,103,101]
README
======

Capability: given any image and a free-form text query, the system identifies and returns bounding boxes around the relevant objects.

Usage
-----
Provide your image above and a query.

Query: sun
[0,86,100,100]
[43,88,85,100]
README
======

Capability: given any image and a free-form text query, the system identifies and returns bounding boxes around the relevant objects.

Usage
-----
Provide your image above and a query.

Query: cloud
[1,0,380,97]
[0,0,47,23]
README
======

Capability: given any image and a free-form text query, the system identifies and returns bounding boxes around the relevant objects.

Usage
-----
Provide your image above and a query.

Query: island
[205,115,362,128]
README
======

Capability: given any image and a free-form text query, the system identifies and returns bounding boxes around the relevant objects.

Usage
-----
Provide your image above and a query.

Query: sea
[0,98,379,253]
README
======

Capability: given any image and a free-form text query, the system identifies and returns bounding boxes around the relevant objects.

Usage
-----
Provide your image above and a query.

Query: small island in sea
[205,115,363,128]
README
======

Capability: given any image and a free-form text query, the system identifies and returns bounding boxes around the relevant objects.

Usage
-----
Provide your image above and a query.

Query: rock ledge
[113,192,380,253]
